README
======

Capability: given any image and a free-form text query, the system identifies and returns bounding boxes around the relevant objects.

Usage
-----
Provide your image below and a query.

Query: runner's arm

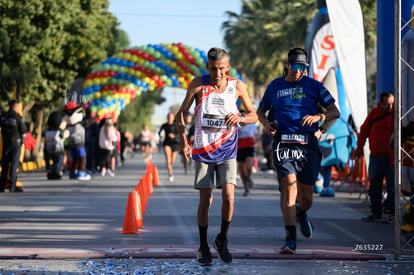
[232,80,257,126]
[176,77,201,159]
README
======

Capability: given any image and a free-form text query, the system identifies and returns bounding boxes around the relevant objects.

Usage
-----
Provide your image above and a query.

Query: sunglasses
[289,63,307,72]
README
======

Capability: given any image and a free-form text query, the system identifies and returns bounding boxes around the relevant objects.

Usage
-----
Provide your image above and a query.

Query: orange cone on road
[135,184,146,213]
[132,190,143,228]
[145,172,154,195]
[152,165,160,186]
[138,178,148,210]
[142,174,151,197]
[121,192,139,234]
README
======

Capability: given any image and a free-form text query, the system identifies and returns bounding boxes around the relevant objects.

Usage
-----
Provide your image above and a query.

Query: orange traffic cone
[121,192,139,234]
[145,172,154,195]
[135,184,146,213]
[152,165,160,186]
[132,190,143,228]
[138,178,148,210]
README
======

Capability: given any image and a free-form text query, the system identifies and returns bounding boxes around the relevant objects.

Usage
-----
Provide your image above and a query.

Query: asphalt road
[0,151,413,274]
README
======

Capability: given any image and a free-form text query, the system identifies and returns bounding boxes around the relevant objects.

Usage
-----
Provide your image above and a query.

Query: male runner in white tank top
[176,47,257,265]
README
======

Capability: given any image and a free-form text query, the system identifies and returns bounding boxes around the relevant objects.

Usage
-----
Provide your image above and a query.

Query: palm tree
[222,0,316,99]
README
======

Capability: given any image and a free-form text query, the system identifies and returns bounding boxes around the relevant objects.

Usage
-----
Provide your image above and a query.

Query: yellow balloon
[176,52,183,60]
[92,78,101,86]
[124,52,131,60]
[84,79,93,88]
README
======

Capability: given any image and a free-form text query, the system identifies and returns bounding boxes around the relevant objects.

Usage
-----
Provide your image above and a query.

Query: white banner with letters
[326,0,367,132]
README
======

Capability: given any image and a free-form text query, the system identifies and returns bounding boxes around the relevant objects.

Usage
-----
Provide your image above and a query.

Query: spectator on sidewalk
[0,100,27,192]
[98,118,118,177]
[353,91,395,222]
[84,107,99,174]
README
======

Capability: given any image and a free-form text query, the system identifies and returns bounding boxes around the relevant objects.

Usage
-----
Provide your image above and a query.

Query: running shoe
[362,213,383,223]
[243,189,249,197]
[107,170,115,177]
[279,239,296,254]
[297,211,314,238]
[77,171,91,181]
[196,246,212,266]
[169,175,174,182]
[213,234,233,263]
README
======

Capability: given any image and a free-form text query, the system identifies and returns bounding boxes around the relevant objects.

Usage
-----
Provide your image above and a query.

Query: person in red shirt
[353,91,394,222]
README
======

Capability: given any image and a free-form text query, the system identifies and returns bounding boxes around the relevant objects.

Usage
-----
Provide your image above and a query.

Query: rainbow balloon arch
[82,43,243,122]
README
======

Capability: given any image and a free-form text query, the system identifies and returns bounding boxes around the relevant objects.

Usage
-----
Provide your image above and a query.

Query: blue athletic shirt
[259,76,335,134]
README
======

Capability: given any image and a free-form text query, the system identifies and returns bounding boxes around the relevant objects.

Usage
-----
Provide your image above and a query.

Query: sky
[108,0,242,127]
[108,0,242,50]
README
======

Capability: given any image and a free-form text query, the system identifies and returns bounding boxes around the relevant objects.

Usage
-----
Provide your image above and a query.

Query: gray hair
[207,47,228,61]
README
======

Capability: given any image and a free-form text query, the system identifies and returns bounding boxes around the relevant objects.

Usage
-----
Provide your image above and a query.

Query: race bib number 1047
[202,114,228,132]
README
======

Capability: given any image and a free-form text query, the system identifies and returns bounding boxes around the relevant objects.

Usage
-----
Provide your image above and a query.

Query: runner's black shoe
[297,211,314,238]
[197,246,212,266]
[279,239,296,254]
[213,235,233,263]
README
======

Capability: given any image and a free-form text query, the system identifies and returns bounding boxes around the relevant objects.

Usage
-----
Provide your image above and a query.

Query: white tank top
[192,75,240,162]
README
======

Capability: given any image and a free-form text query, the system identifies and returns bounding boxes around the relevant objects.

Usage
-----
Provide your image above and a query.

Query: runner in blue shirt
[257,48,340,254]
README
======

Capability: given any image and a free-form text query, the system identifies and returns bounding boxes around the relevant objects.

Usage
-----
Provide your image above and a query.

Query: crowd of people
[43,102,135,180]
[42,104,198,183]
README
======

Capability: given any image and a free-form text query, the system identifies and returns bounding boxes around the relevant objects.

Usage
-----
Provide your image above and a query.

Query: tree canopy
[0,0,124,111]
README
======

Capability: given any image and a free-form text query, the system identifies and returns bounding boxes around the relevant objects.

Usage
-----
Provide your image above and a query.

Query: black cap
[287,48,309,66]
[288,53,309,66]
